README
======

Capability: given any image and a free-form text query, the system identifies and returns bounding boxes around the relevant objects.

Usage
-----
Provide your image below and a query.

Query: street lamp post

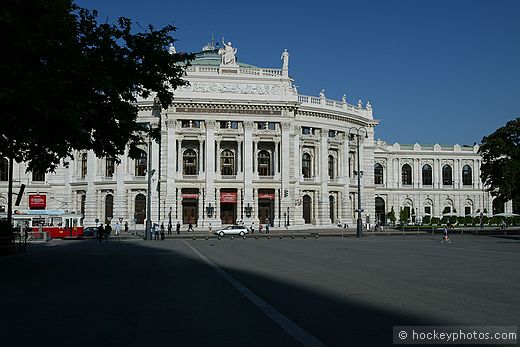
[349,127,368,238]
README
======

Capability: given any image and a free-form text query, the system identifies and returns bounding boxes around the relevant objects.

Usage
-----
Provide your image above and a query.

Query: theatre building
[1,41,511,229]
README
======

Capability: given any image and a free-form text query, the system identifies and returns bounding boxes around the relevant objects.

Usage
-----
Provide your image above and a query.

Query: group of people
[97,221,127,242]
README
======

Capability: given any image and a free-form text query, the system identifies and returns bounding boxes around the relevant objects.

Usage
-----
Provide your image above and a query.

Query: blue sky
[77,0,520,145]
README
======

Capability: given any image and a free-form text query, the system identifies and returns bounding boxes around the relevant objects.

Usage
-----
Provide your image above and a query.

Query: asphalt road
[1,234,518,346]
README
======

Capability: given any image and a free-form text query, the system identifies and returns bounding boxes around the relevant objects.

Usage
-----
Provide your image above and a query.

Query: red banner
[182,194,199,199]
[220,192,237,203]
[29,194,46,209]
[258,193,275,200]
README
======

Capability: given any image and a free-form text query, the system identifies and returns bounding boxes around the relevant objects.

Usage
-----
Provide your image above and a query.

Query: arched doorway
[375,197,386,226]
[329,195,335,223]
[135,194,146,224]
[303,195,312,224]
[105,194,113,224]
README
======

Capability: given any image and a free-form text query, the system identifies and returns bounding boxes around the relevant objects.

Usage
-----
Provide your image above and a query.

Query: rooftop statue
[218,38,237,65]
[281,49,289,70]
[168,43,176,55]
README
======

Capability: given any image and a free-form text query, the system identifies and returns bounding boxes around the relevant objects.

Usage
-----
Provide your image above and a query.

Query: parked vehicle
[214,225,249,237]
[83,227,98,238]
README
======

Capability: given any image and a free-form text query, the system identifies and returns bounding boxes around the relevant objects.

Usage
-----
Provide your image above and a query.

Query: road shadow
[0,239,510,347]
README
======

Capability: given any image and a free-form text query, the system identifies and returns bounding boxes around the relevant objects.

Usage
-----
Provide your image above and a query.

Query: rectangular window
[424,206,431,215]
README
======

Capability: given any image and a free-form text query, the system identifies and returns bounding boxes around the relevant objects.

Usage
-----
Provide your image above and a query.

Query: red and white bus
[10,210,84,239]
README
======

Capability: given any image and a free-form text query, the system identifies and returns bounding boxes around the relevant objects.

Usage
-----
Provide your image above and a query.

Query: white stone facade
[0,43,508,228]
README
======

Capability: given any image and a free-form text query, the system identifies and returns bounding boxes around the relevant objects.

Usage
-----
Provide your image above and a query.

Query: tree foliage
[0,0,193,172]
[479,117,520,202]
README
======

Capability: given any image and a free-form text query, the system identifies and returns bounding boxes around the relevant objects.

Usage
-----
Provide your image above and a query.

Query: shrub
[423,215,431,225]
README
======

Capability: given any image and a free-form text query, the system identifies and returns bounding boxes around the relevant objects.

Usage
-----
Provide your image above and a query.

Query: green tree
[479,118,520,203]
[399,208,409,224]
[1,0,193,172]
[387,206,396,225]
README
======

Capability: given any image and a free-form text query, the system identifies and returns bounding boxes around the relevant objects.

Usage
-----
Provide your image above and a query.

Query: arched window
[374,163,383,185]
[462,165,472,186]
[221,149,235,175]
[32,170,45,182]
[492,197,505,215]
[183,149,197,175]
[81,153,87,178]
[0,158,8,181]
[302,153,312,178]
[106,157,115,178]
[134,194,146,224]
[402,164,412,185]
[258,150,271,176]
[135,150,147,176]
[442,165,453,186]
[328,155,335,179]
[422,164,432,185]
[105,194,113,224]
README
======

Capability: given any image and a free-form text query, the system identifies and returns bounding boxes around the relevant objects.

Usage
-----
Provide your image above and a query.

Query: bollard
[230,236,234,240]
[291,235,295,239]
[255,236,258,239]
[218,236,221,240]
[243,236,246,240]
[267,235,271,239]
[303,235,307,239]
[315,234,319,239]
[205,236,209,240]
[192,236,196,240]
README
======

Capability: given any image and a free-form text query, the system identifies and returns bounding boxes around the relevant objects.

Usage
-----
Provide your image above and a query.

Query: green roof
[191,49,258,68]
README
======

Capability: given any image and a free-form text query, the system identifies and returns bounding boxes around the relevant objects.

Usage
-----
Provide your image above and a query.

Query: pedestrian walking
[188,223,194,232]
[176,221,181,235]
[441,226,451,243]
[105,223,112,241]
[259,224,263,233]
[208,222,212,234]
[250,222,255,234]
[124,221,129,233]
[114,221,121,238]
[97,223,104,242]
[266,221,270,234]
[168,222,172,235]
[160,223,165,240]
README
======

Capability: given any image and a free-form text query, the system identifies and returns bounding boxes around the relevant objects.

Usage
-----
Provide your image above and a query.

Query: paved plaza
[1,234,518,346]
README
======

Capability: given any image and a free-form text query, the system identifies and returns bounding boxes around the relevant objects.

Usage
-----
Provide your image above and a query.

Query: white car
[214,225,249,237]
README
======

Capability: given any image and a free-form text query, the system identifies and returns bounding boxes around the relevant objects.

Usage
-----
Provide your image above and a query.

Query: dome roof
[191,48,258,68]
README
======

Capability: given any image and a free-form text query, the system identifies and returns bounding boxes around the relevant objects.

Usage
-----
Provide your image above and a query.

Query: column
[237,140,242,175]
[281,123,291,226]
[243,121,255,225]
[273,140,279,177]
[215,140,221,173]
[253,140,258,176]
[317,129,330,225]
[198,138,204,175]
[177,139,183,176]
[83,150,97,226]
[205,120,220,226]
[165,116,177,223]
[341,133,351,225]
[114,147,128,223]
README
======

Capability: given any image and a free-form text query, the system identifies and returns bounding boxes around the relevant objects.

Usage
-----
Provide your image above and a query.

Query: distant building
[0,42,512,228]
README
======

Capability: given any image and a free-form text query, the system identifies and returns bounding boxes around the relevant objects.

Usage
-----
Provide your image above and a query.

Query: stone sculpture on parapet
[281,49,289,76]
[218,38,238,66]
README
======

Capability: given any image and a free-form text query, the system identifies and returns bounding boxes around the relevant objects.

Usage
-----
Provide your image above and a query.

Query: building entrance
[220,190,237,225]
[258,189,275,225]
[182,201,198,224]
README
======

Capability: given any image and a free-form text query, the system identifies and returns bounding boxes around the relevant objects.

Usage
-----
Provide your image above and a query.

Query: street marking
[183,241,326,347]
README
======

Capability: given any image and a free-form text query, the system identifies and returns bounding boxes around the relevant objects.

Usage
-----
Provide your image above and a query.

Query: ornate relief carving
[281,122,291,130]
[243,121,254,129]
[178,82,282,95]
